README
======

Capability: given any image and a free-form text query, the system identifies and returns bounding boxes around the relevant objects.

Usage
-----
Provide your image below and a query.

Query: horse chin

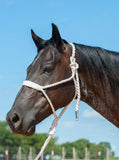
[15,125,35,136]
[25,124,36,136]
[9,123,36,136]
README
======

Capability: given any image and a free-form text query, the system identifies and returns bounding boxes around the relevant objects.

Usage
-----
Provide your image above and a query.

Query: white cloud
[82,109,104,119]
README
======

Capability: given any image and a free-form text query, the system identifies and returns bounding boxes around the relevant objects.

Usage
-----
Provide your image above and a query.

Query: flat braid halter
[22,43,81,160]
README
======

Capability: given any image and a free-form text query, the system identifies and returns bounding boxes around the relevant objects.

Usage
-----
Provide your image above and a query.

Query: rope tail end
[75,110,79,121]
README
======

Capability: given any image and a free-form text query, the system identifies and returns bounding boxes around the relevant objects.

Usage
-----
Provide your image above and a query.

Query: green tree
[0,121,117,160]
[99,142,111,150]
[0,121,57,159]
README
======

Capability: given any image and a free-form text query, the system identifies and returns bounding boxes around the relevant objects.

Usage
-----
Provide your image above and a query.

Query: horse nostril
[12,114,20,123]
[11,113,21,129]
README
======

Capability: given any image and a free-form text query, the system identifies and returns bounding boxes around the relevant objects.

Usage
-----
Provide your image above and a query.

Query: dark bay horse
[6,24,119,136]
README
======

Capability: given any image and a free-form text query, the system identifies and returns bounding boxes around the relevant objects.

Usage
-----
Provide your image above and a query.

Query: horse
[6,23,119,136]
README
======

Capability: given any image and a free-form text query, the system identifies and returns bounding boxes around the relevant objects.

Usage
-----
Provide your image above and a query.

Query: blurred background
[0,0,119,159]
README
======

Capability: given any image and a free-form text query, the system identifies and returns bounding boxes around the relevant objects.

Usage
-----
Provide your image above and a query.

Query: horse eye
[43,67,53,75]
[63,45,67,51]
[64,46,66,50]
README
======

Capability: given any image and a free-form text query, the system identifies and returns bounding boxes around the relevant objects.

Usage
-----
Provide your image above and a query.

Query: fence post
[41,152,44,160]
[62,147,66,160]
[28,147,32,160]
[17,146,21,160]
[95,147,97,160]
[5,146,9,160]
[88,151,90,160]
[51,147,54,160]
[107,148,109,160]
[73,147,76,160]
[85,147,88,160]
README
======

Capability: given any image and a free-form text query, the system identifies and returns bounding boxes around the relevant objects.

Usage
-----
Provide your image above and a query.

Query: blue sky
[0,0,119,157]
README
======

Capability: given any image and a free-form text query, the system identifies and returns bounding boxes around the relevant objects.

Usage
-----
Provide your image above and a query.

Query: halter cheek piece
[22,43,81,160]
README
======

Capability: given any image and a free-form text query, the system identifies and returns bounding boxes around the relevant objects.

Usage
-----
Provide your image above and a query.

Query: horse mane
[75,43,119,103]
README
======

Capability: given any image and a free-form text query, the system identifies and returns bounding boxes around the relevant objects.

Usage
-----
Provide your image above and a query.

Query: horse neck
[75,44,119,128]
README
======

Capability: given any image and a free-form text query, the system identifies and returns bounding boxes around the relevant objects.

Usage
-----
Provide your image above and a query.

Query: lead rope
[23,43,80,160]
[70,43,81,120]
[34,105,69,160]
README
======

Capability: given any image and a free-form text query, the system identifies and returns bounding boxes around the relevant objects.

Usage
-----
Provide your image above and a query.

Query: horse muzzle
[6,110,36,136]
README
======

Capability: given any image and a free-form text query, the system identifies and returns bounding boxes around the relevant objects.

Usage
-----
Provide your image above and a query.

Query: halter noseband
[22,43,80,119]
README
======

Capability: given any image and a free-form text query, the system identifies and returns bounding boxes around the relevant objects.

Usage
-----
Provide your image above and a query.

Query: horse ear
[31,29,44,48]
[52,23,63,50]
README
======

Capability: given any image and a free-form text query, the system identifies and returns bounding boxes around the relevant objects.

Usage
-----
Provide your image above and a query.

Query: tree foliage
[0,121,57,159]
[60,139,111,159]
[0,121,117,159]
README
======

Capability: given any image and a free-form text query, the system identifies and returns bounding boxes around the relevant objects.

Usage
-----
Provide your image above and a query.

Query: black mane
[75,43,119,103]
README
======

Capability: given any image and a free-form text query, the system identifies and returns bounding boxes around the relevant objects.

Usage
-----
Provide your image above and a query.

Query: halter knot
[70,56,79,70]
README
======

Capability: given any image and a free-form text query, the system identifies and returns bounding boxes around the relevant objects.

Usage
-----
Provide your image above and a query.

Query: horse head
[6,24,76,136]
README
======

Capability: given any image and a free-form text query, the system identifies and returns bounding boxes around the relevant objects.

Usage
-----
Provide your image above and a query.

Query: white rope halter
[22,43,81,160]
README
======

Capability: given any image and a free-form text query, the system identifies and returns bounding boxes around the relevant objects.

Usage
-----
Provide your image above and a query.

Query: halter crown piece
[22,43,81,160]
